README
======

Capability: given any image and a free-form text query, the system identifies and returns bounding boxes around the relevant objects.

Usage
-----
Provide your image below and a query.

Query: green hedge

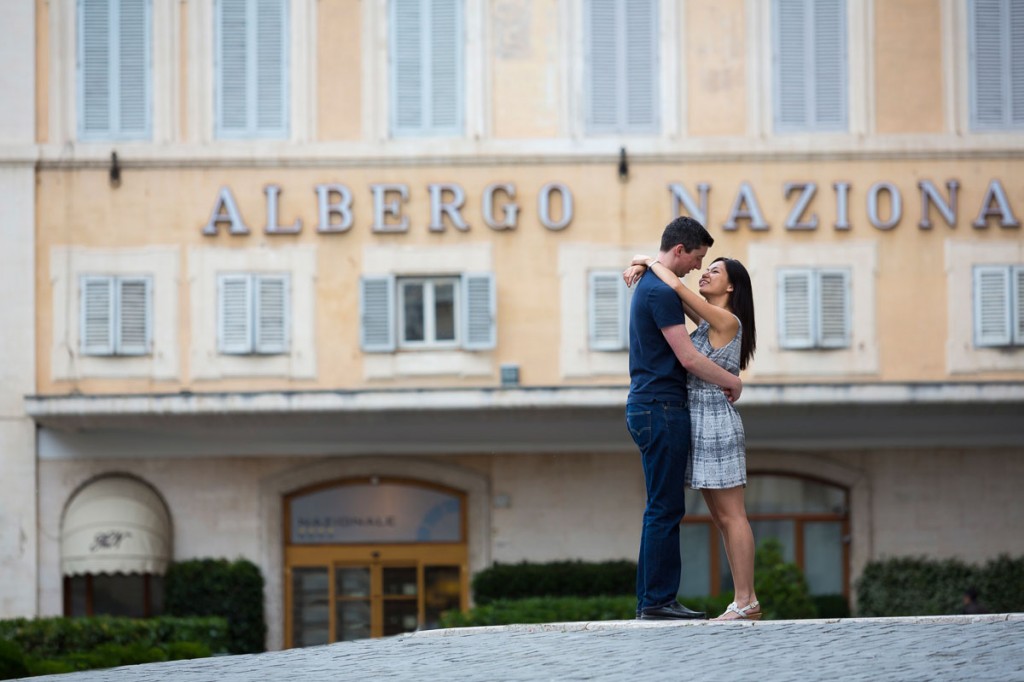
[165,558,266,653]
[856,553,1024,617]
[471,560,637,605]
[0,616,222,679]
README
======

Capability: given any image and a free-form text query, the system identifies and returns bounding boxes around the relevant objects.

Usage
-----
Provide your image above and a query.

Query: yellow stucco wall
[317,0,363,141]
[874,0,945,135]
[686,0,747,137]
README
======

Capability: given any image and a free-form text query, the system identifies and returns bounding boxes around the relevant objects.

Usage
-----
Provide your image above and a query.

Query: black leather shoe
[640,602,707,620]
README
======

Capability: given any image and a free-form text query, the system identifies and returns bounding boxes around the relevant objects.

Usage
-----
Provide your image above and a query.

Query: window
[65,574,164,618]
[969,0,1024,130]
[584,0,659,134]
[680,475,849,599]
[215,0,289,138]
[80,275,152,356]
[77,0,152,140]
[777,268,851,350]
[360,274,495,352]
[973,265,1024,347]
[390,0,463,137]
[217,273,290,355]
[588,271,633,351]
[772,0,847,132]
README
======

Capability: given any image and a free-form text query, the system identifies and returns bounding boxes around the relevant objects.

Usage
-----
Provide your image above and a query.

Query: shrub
[0,639,29,681]
[163,641,211,661]
[855,553,1024,617]
[812,594,851,619]
[440,596,638,627]
[754,539,818,620]
[471,560,636,605]
[164,558,267,653]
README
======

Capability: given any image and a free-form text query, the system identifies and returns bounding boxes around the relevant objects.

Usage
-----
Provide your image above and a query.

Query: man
[627,216,743,620]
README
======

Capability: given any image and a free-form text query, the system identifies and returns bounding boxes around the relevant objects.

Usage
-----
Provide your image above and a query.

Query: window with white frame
[360,274,495,351]
[217,273,290,355]
[777,269,851,350]
[584,0,659,135]
[214,0,289,139]
[80,275,152,356]
[973,265,1024,347]
[390,0,464,137]
[588,271,633,351]
[969,0,1024,130]
[77,0,152,140]
[772,0,847,133]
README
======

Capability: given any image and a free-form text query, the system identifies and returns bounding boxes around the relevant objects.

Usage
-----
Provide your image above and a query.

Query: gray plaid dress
[685,319,747,489]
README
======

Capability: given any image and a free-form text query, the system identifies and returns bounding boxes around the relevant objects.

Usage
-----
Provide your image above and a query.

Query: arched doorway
[284,477,468,646]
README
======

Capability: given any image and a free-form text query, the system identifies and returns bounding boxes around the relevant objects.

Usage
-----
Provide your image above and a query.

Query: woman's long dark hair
[713,257,757,370]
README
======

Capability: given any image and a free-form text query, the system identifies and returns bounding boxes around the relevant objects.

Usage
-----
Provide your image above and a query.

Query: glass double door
[287,545,466,647]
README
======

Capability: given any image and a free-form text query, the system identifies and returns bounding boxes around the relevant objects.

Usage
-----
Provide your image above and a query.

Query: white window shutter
[973,265,1011,346]
[774,0,808,130]
[392,0,424,134]
[624,0,658,131]
[117,0,150,135]
[218,274,253,354]
[255,0,288,133]
[255,274,289,354]
[970,0,1006,128]
[1015,266,1024,344]
[589,272,627,351]
[778,269,815,349]
[81,276,115,355]
[1011,0,1024,125]
[116,276,151,355]
[462,272,496,350]
[217,0,250,134]
[585,0,619,132]
[80,0,113,135]
[429,0,461,131]
[817,269,850,348]
[812,0,847,129]
[360,275,396,352]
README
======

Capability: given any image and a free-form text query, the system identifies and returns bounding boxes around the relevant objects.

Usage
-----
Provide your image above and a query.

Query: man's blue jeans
[626,400,690,611]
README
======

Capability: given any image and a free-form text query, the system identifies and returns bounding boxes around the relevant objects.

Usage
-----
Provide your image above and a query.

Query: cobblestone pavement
[25,614,1024,682]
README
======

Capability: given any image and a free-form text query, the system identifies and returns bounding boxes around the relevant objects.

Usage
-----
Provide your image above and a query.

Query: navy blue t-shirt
[627,269,689,403]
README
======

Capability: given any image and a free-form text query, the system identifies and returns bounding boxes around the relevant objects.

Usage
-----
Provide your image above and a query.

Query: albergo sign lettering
[201,178,1020,236]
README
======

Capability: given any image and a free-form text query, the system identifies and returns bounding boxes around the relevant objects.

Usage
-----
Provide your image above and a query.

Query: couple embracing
[625,216,760,622]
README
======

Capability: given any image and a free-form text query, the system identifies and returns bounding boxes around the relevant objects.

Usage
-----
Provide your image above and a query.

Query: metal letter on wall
[783,182,819,230]
[428,183,470,232]
[483,183,519,230]
[538,182,573,230]
[370,184,410,233]
[867,182,902,230]
[667,182,710,225]
[202,187,250,235]
[315,184,354,233]
[833,182,852,230]
[264,184,302,234]
[972,179,1021,229]
[722,182,769,231]
[918,179,959,229]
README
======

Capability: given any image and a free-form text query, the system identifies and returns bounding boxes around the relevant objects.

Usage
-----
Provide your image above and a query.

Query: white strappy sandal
[716,600,762,621]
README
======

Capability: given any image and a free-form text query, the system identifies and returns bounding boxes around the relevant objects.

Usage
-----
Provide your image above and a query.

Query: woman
[624,255,760,621]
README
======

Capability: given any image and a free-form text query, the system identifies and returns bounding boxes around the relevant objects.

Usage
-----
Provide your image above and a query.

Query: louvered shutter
[973,265,1012,346]
[774,0,846,132]
[462,273,496,350]
[218,274,253,354]
[624,0,658,131]
[392,0,423,133]
[116,276,151,355]
[586,0,618,131]
[429,0,460,131]
[589,272,627,351]
[360,275,396,352]
[817,269,850,348]
[778,270,815,349]
[216,0,288,138]
[972,0,1007,128]
[392,0,462,136]
[81,276,115,355]
[79,0,151,139]
[1012,1,1024,125]
[255,274,289,354]
[1015,266,1024,344]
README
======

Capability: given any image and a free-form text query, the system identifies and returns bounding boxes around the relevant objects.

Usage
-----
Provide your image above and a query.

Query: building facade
[1,0,1022,649]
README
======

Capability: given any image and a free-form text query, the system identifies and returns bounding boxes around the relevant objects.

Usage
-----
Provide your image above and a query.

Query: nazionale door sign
[201,178,1020,237]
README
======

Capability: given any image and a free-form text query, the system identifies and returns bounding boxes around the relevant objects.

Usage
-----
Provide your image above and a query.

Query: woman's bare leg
[704,486,758,618]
